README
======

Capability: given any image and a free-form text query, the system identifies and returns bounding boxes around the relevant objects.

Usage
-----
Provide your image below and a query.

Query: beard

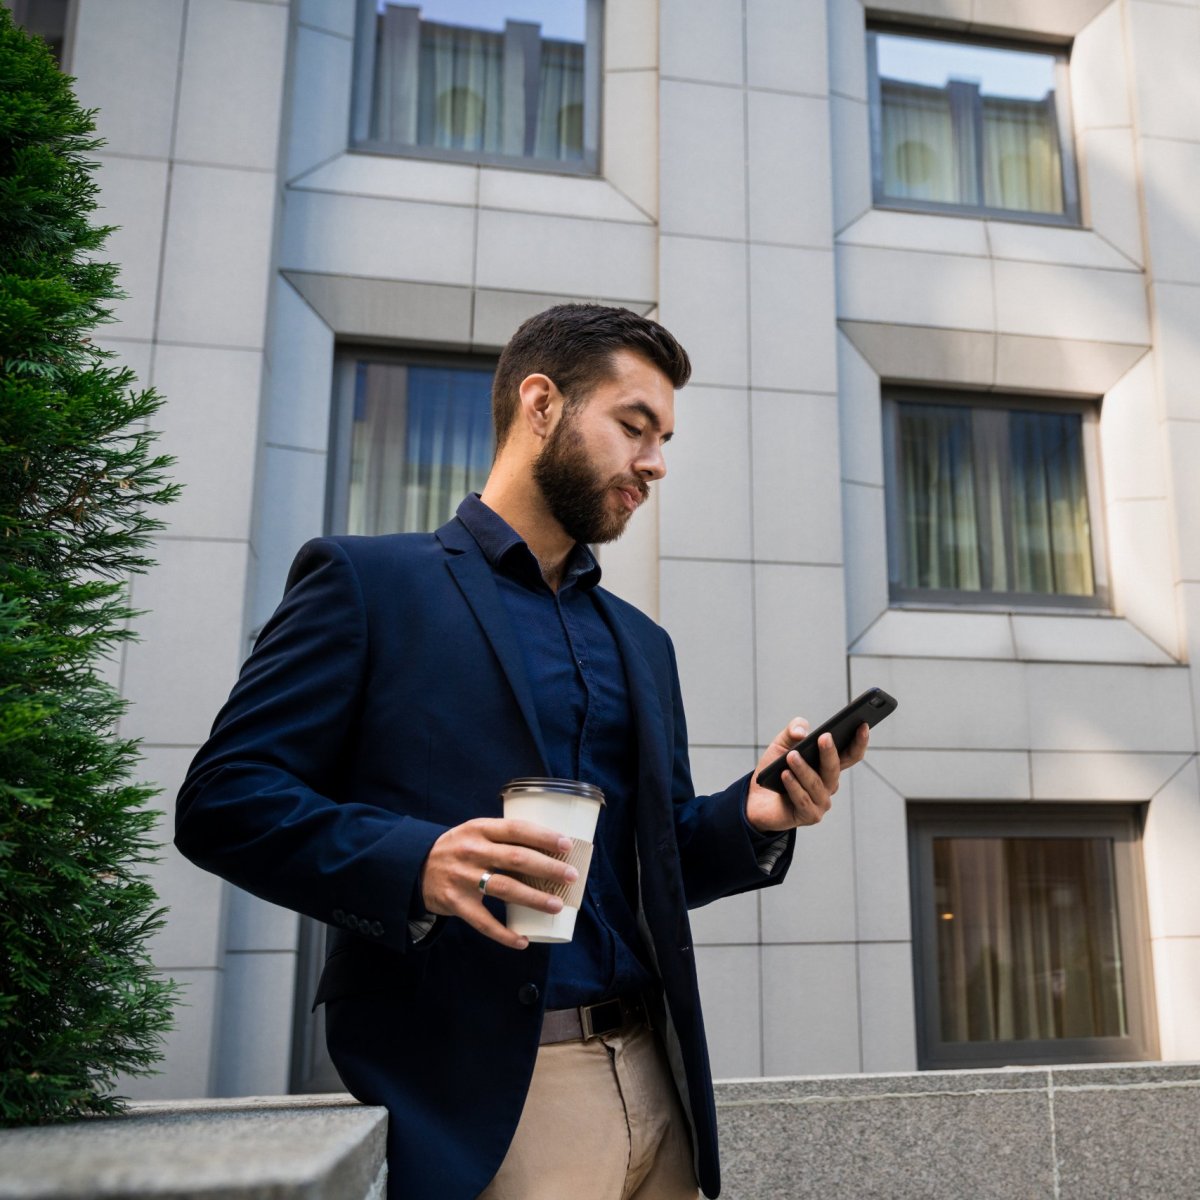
[532,414,648,546]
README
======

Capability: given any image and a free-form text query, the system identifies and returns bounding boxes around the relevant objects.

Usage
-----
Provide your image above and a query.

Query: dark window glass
[345,359,495,536]
[869,29,1077,222]
[933,835,1126,1044]
[885,393,1104,607]
[910,806,1157,1070]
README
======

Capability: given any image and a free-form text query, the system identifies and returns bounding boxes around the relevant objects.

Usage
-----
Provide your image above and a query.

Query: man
[175,304,868,1199]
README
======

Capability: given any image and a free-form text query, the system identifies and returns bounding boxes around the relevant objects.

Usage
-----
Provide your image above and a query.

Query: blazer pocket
[312,942,426,1009]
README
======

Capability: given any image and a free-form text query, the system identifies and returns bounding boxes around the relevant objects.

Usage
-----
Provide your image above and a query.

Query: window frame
[325,344,499,539]
[882,387,1110,612]
[349,0,604,175]
[909,803,1159,1071]
[866,22,1082,227]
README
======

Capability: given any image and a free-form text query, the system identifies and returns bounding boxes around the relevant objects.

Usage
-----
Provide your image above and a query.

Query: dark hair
[491,304,691,447]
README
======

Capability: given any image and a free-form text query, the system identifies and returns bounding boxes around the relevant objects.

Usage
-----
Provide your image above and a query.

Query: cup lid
[502,777,605,805]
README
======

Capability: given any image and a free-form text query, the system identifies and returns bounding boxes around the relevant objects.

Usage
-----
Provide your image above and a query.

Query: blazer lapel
[438,520,551,773]
[592,591,672,816]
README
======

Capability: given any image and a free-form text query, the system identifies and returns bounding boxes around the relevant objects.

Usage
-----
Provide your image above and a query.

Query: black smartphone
[754,687,897,794]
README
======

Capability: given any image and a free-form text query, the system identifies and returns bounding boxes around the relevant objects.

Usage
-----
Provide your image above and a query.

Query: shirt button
[518,983,540,1006]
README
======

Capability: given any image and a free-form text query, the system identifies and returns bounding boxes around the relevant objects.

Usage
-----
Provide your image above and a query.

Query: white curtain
[1007,412,1094,596]
[534,38,585,160]
[898,405,982,591]
[417,22,505,152]
[881,80,960,204]
[983,95,1064,215]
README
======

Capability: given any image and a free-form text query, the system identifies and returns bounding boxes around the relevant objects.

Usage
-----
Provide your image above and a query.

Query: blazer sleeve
[174,538,448,954]
[662,632,796,909]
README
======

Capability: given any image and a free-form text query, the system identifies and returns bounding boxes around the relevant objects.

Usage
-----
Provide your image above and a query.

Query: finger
[816,732,842,795]
[840,724,870,767]
[494,844,580,889]
[455,897,531,950]
[477,817,573,857]
[481,872,566,915]
[784,742,834,818]
[763,717,810,762]
[778,764,823,825]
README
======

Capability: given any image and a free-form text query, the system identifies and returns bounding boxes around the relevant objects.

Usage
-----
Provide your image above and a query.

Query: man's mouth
[615,484,647,513]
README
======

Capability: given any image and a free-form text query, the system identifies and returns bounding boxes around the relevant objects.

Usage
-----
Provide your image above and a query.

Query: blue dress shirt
[456,494,656,1007]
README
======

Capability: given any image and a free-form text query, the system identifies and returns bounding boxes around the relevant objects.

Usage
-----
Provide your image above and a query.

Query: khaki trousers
[478,1022,701,1200]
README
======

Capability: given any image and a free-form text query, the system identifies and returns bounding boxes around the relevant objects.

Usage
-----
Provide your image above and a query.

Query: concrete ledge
[0,1094,387,1200]
[715,1061,1200,1199]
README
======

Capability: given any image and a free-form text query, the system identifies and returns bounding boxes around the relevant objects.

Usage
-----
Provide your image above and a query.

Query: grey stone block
[1054,1081,1200,1200]
[0,1095,386,1200]
[717,1087,1054,1200]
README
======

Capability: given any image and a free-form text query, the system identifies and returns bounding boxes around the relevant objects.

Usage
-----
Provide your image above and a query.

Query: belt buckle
[579,998,623,1041]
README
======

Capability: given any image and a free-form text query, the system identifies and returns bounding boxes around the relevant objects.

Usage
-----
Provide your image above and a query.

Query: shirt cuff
[753,834,789,875]
[408,864,436,943]
[738,788,789,875]
[408,914,437,943]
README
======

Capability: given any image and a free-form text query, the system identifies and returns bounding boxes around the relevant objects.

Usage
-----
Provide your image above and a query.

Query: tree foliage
[0,7,180,1124]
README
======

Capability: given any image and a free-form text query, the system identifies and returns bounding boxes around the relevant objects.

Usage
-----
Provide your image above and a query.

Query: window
[6,0,72,66]
[910,805,1158,1070]
[867,27,1079,223]
[351,0,602,172]
[883,390,1107,608]
[328,351,496,537]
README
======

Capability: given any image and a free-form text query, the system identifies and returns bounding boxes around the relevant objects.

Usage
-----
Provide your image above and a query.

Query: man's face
[533,349,675,546]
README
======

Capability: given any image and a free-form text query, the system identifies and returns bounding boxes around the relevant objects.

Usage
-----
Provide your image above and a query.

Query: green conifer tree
[0,7,180,1124]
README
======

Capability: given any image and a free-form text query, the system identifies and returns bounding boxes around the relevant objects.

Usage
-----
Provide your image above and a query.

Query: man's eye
[622,422,642,437]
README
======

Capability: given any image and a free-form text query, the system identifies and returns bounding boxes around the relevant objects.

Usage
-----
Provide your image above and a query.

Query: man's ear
[517,373,560,441]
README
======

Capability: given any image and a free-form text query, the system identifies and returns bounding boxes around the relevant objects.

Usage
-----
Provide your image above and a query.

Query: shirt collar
[456,494,602,591]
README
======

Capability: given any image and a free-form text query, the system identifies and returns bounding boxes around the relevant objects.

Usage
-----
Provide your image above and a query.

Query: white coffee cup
[500,778,605,943]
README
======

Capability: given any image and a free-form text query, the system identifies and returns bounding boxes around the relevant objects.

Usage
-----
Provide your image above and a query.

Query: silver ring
[478,871,493,895]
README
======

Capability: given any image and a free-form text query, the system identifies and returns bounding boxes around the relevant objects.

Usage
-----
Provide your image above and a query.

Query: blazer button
[332,909,345,925]
[369,921,384,937]
[517,983,540,1006]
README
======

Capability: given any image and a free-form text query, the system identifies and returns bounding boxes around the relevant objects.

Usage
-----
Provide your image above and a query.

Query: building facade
[29,0,1200,1098]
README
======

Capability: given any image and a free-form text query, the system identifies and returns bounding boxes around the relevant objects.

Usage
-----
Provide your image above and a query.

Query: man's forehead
[607,350,676,422]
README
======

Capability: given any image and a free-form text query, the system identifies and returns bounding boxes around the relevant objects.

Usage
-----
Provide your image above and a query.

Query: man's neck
[477,479,574,593]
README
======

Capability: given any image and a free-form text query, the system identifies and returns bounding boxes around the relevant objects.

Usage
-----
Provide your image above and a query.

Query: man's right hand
[420,818,578,949]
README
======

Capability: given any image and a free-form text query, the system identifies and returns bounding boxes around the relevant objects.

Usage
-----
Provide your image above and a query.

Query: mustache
[616,476,650,503]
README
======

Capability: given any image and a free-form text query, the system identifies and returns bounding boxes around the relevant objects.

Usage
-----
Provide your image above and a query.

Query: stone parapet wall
[4,1064,1200,1199]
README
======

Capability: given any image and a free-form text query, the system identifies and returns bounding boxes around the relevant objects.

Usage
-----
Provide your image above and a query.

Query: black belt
[539,993,648,1045]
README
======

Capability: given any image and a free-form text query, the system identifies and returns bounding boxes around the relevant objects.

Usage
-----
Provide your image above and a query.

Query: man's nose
[636,445,667,481]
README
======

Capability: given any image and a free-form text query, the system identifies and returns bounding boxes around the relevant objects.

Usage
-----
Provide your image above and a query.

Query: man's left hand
[744,718,869,834]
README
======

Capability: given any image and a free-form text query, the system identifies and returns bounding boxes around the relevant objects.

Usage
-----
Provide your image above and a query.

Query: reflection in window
[934,835,1126,1044]
[347,360,494,537]
[869,30,1075,220]
[886,393,1104,606]
[357,0,597,168]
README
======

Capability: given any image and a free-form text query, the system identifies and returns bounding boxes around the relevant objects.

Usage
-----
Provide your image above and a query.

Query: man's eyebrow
[621,401,674,442]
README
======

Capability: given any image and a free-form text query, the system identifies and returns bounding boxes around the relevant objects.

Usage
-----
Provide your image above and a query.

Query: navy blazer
[176,516,795,1199]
